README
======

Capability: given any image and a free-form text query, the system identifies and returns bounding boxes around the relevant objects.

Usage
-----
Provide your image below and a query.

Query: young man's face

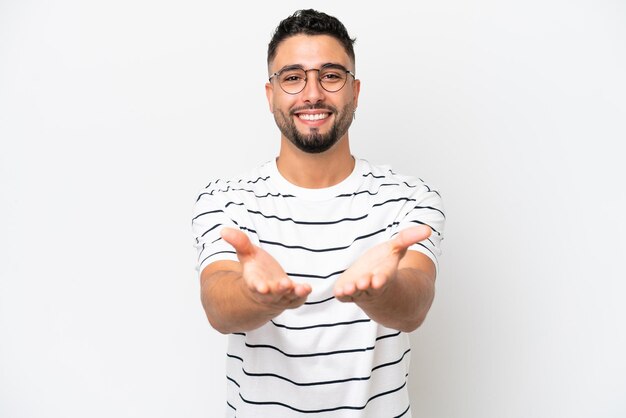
[265,34,360,154]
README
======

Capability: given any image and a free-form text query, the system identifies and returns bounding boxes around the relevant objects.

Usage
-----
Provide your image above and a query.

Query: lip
[293,110,333,127]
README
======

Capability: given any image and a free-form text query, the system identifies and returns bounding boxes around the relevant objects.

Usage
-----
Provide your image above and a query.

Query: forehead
[270,34,352,71]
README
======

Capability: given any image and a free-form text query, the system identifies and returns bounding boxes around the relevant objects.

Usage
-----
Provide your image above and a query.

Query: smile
[297,113,330,121]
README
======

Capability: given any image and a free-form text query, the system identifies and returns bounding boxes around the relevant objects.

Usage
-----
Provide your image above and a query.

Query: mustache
[290,103,337,116]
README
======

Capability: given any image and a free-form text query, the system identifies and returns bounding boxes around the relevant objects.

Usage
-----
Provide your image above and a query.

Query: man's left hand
[333,225,431,303]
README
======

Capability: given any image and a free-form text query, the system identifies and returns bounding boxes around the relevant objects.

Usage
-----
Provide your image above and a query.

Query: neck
[276,135,355,189]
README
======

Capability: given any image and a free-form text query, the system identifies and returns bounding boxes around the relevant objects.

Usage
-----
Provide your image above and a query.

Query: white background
[1,1,625,417]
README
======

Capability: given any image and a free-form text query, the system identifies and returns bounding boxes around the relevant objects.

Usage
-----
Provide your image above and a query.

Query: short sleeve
[392,179,445,272]
[191,184,240,276]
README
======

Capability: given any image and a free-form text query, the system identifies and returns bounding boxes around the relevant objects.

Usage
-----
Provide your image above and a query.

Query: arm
[200,228,312,334]
[333,226,436,332]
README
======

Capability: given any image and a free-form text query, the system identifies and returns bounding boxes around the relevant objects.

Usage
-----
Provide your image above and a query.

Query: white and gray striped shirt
[192,157,445,417]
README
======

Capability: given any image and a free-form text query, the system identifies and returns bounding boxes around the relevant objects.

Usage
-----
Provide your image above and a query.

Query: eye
[320,71,344,82]
[281,71,305,84]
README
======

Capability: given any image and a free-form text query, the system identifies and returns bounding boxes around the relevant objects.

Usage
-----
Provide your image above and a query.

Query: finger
[370,273,388,290]
[220,227,255,258]
[282,288,308,304]
[356,275,372,291]
[333,283,346,298]
[249,279,269,295]
[271,277,294,295]
[278,284,311,305]
[251,277,291,300]
[393,225,432,251]
[293,283,312,298]
[339,282,357,297]
[277,277,293,290]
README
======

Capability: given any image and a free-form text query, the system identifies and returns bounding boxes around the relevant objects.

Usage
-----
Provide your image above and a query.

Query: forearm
[356,267,435,332]
[201,270,283,334]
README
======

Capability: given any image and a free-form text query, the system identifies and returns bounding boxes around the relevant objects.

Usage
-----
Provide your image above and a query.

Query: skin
[200,34,436,334]
[266,34,359,189]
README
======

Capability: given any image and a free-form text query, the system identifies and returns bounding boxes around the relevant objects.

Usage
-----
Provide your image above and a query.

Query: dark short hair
[267,9,356,66]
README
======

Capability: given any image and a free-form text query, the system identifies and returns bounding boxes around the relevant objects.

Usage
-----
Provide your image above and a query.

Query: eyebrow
[277,64,305,73]
[274,62,350,74]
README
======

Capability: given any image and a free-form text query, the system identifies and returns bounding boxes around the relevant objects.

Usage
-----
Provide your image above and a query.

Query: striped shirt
[192,157,445,417]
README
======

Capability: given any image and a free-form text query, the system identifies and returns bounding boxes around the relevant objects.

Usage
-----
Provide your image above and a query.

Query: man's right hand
[220,227,312,309]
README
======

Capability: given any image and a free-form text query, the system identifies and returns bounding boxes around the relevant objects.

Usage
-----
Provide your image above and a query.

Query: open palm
[221,227,311,308]
[334,225,431,303]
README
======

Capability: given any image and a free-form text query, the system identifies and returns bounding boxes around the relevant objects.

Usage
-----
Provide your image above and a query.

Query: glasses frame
[268,63,356,95]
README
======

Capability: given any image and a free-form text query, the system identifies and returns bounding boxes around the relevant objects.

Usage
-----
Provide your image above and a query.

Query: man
[192,9,445,417]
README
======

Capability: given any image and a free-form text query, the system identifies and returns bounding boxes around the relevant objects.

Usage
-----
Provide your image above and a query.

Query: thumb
[393,225,432,251]
[220,227,255,259]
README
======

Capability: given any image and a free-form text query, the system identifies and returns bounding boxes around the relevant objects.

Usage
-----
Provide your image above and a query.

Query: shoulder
[357,158,442,199]
[194,162,273,202]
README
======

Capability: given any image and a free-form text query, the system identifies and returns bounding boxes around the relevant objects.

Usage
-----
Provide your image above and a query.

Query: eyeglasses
[269,63,356,95]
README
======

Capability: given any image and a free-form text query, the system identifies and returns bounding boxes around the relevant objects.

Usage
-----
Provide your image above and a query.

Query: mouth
[291,106,334,127]
[296,112,331,121]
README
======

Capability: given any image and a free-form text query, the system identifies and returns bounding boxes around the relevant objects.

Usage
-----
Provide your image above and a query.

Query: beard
[273,102,355,154]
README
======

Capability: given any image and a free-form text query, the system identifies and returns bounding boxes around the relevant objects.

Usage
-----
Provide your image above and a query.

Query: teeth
[298,113,329,121]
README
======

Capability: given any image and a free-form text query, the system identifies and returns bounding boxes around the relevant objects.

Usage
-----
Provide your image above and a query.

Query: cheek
[274,96,297,114]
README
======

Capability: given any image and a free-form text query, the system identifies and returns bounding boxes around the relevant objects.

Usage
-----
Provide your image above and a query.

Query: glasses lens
[319,67,348,92]
[279,69,307,94]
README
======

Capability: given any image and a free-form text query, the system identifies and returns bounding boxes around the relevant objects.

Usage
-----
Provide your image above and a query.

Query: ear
[265,82,274,113]
[352,78,361,109]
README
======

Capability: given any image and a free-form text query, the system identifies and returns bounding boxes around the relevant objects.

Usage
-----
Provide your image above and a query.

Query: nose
[301,69,326,104]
